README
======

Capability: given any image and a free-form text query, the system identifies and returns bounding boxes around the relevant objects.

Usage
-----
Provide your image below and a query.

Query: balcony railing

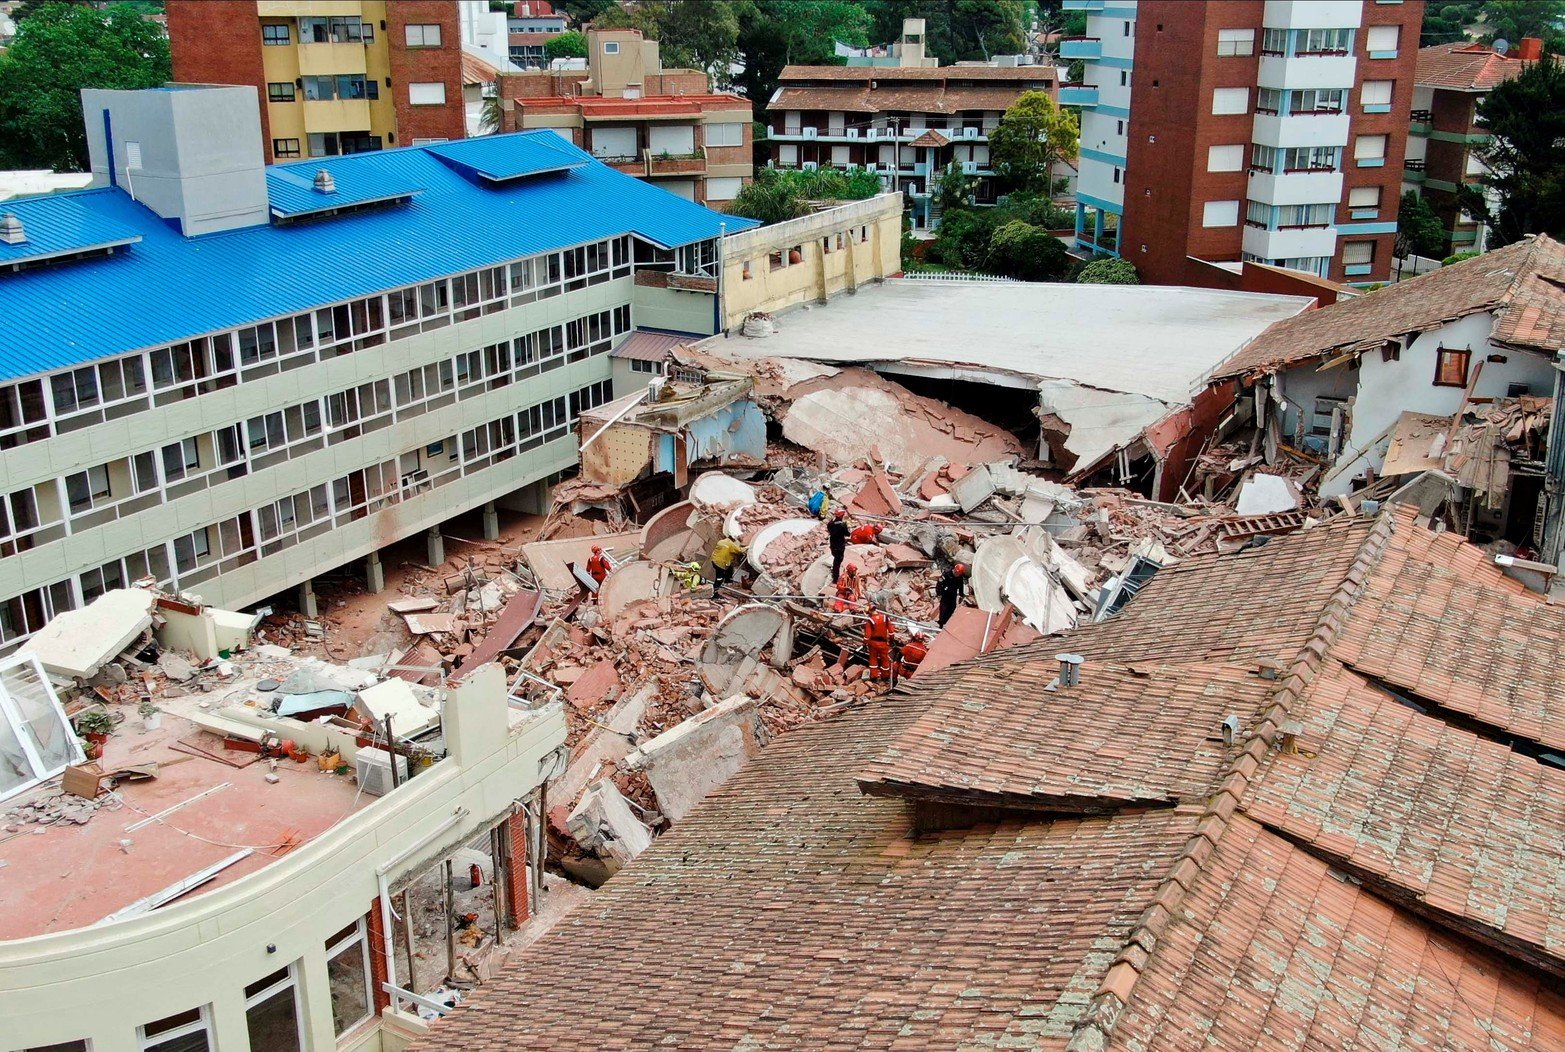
[1410,109,1433,122]
[1404,158,1427,172]
[1059,36,1103,61]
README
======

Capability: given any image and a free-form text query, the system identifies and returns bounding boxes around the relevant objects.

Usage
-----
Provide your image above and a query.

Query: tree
[1468,56,1565,245]
[553,0,618,23]
[1076,257,1139,284]
[1421,1,1483,45]
[736,1,871,124]
[860,0,1026,63]
[545,29,588,60]
[985,220,1068,280]
[928,208,996,269]
[1395,190,1447,261]
[1478,1,1565,47]
[591,2,661,36]
[652,0,742,85]
[988,90,1079,195]
[0,2,171,171]
[933,161,979,215]
[480,93,504,135]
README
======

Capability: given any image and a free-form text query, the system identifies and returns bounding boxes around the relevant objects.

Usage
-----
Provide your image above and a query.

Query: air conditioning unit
[356,747,408,797]
[803,127,818,139]
[802,161,819,171]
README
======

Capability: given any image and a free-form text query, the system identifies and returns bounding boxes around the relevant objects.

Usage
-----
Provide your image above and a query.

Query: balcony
[1247,168,1344,206]
[296,41,366,76]
[303,97,371,133]
[1060,85,1100,107]
[1252,111,1350,149]
[1242,223,1339,262]
[1256,54,1357,91]
[1060,37,1103,61]
[646,152,706,176]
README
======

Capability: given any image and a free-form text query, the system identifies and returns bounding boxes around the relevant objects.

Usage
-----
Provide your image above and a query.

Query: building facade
[1404,38,1540,257]
[166,0,466,162]
[509,30,753,207]
[1068,0,1422,286]
[0,86,744,654]
[768,62,1058,228]
[508,0,570,68]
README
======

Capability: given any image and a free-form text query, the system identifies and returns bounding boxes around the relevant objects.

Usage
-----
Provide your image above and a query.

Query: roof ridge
[1064,511,1397,1050]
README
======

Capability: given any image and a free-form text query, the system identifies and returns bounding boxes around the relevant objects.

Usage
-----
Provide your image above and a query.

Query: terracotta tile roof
[461,52,499,86]
[1331,520,1565,751]
[1108,815,1565,1051]
[1217,235,1565,378]
[419,692,1201,1049]
[771,85,878,113]
[780,64,1060,84]
[773,79,1054,116]
[1417,42,1537,91]
[609,328,689,362]
[861,661,1277,811]
[1246,663,1565,979]
[907,128,950,148]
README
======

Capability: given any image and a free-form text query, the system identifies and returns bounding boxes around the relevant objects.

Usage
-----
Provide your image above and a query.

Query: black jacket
[827,520,850,552]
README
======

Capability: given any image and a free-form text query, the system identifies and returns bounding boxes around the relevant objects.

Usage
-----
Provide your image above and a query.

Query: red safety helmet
[844,563,859,576]
[953,563,969,576]
[833,508,846,520]
[591,545,604,555]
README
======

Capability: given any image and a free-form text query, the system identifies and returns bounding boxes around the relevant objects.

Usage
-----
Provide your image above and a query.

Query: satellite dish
[1495,38,1511,54]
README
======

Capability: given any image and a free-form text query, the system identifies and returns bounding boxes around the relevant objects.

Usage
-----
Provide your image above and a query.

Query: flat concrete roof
[707,279,1313,405]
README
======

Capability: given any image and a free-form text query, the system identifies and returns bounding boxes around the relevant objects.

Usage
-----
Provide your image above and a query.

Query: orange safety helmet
[953,562,969,577]
[844,563,859,576]
[833,508,846,520]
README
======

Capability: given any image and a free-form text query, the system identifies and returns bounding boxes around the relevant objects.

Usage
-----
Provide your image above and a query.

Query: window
[1245,199,1272,227]
[1261,27,1288,54]
[706,122,743,147]
[138,1006,213,1052]
[705,176,743,200]
[1434,347,1471,387]
[1365,24,1400,55]
[1255,87,1282,114]
[1348,185,1382,211]
[19,1041,88,1052]
[1354,134,1388,165]
[1202,200,1240,227]
[409,82,447,106]
[1279,144,1340,172]
[262,23,290,45]
[603,40,620,54]
[1216,28,1254,56]
[327,920,374,1036]
[272,138,301,158]
[405,23,443,46]
[245,966,304,1052]
[1208,144,1244,172]
[1119,70,1128,86]
[268,82,296,102]
[1112,166,1121,184]
[1212,87,1249,115]
[1276,202,1334,227]
[1362,80,1393,110]
[1298,27,1353,54]
[161,437,200,483]
[630,357,664,374]
[1291,88,1344,113]
[66,465,110,513]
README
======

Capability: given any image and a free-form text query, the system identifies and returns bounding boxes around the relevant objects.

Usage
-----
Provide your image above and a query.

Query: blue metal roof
[0,131,755,381]
[0,193,142,267]
[425,134,588,183]
[266,154,427,218]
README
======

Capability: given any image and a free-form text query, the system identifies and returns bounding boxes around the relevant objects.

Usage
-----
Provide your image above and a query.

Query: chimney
[1055,652,1084,687]
[313,169,336,194]
[0,213,25,245]
[1516,37,1544,61]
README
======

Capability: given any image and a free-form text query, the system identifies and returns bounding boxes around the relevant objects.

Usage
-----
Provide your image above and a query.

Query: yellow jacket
[711,538,747,569]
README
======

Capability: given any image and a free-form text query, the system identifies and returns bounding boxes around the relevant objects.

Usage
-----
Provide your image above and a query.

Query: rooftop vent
[313,169,336,194]
[1220,714,1242,746]
[0,213,26,245]
[1055,652,1083,688]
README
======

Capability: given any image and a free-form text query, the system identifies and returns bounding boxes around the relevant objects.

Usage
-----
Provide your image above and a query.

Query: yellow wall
[257,1,394,158]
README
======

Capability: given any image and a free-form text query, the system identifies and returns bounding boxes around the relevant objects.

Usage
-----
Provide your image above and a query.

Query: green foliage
[991,191,1073,229]
[985,220,1068,281]
[927,208,996,269]
[860,0,1026,64]
[933,162,979,214]
[480,93,504,135]
[553,0,618,23]
[1470,56,1565,244]
[1421,1,1565,50]
[651,0,743,84]
[545,30,589,60]
[725,165,880,225]
[1395,190,1448,260]
[0,2,171,171]
[988,90,1079,195]
[735,1,871,123]
[592,1,661,35]
[1075,257,1139,284]
[1444,249,1482,265]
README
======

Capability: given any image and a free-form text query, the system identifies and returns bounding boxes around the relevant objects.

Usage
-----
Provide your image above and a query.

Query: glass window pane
[327,933,372,1034]
[246,985,301,1052]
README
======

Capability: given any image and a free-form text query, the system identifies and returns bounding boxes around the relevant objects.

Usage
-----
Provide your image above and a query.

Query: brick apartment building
[1068,0,1423,286]
[1404,38,1542,257]
[166,1,465,162]
[504,29,753,207]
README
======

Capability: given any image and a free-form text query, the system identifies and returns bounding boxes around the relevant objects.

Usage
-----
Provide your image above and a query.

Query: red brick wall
[386,1,466,145]
[165,1,270,155]
[365,900,392,1014]
[504,811,530,929]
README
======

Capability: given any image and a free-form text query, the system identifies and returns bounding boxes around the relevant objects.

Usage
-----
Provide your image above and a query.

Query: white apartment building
[0,85,744,653]
[1063,0,1135,256]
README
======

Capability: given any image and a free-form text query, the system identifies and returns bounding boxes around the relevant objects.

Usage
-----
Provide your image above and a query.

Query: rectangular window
[1298,27,1353,54]
[1208,144,1244,172]
[261,23,290,45]
[1261,27,1288,54]
[161,437,200,483]
[1282,145,1341,172]
[244,966,303,1052]
[1434,346,1471,387]
[1256,87,1282,114]
[1212,87,1249,115]
[138,1006,213,1052]
[1245,199,1272,227]
[1291,88,1344,113]
[1348,185,1382,210]
[1277,202,1335,227]
[1251,143,1277,172]
[1202,199,1240,227]
[1365,24,1400,55]
[1354,134,1388,165]
[268,82,296,103]
[272,138,301,158]
[327,920,374,1036]
[604,40,620,54]
[409,82,447,106]
[705,122,744,147]
[405,23,443,47]
[1362,80,1393,110]
[705,176,743,201]
[1216,28,1254,56]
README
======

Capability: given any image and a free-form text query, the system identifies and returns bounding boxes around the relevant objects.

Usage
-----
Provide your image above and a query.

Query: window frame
[272,138,302,158]
[261,23,291,45]
[405,23,443,47]
[138,1005,214,1052]
[1434,346,1471,387]
[1216,28,1255,57]
[326,919,375,1037]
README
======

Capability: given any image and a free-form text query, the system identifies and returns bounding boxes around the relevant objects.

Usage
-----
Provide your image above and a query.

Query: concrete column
[426,527,445,568]
[298,578,318,619]
[365,550,385,594]
[482,501,501,542]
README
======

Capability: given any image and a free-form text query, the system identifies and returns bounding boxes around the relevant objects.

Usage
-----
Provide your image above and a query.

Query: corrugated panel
[266,156,427,218]
[0,132,756,381]
[425,132,587,182]
[0,192,141,266]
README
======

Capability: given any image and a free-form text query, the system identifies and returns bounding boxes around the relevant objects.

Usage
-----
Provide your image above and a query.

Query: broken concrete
[20,588,156,680]
[624,695,762,824]
[598,561,665,621]
[566,779,653,877]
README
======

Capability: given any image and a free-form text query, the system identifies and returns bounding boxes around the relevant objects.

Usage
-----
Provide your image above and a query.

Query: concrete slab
[567,779,652,875]
[703,604,785,661]
[19,588,155,679]
[689,472,757,511]
[625,695,761,824]
[1236,472,1305,515]
[598,561,664,621]
[521,531,642,592]
[355,678,440,737]
[403,613,460,636]
[950,465,997,513]
[748,518,820,573]
[971,536,1026,614]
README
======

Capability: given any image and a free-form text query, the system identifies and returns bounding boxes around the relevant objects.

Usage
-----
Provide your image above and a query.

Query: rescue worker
[710,537,747,586]
[897,627,928,679]
[936,562,970,626]
[864,607,893,683]
[833,563,861,613]
[585,545,611,599]
[672,560,704,590]
[849,522,884,546]
[808,488,831,519]
[827,508,851,583]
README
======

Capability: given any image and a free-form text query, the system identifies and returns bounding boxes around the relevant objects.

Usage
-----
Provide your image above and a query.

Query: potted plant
[74,708,116,747]
[138,700,161,732]
[78,734,103,762]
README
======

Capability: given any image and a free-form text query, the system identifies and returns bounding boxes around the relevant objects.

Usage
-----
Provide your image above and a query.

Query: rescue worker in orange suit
[585,545,611,599]
[833,563,861,613]
[897,627,928,679]
[936,562,969,626]
[827,508,850,583]
[849,522,884,546]
[864,607,894,683]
